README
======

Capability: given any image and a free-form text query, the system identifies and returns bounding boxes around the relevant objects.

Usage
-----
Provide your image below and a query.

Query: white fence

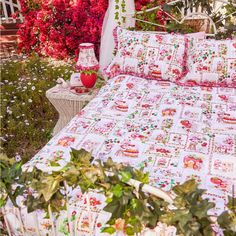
[0,0,23,23]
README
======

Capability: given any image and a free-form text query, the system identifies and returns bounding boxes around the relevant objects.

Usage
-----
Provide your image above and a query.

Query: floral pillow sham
[104,27,187,82]
[179,38,236,88]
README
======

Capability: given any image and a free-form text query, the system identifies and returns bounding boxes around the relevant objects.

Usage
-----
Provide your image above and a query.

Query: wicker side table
[46,86,97,135]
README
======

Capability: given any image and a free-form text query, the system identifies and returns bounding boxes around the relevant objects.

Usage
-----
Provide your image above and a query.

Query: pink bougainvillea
[17,0,167,60]
[17,0,108,60]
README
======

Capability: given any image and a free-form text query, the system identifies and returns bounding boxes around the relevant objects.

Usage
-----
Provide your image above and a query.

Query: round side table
[46,86,97,136]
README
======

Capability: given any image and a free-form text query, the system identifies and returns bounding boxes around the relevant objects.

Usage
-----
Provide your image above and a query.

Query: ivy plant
[0,154,25,208]
[160,180,215,236]
[217,196,236,236]
[1,149,236,236]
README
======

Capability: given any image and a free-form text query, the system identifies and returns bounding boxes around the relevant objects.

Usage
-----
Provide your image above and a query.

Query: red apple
[80,73,97,88]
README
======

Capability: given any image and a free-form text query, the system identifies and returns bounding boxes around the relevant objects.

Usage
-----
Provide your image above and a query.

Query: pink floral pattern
[105,28,187,82]
[5,75,236,235]
[180,39,236,88]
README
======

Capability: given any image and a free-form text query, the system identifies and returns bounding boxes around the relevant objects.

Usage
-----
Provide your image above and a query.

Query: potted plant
[80,70,97,88]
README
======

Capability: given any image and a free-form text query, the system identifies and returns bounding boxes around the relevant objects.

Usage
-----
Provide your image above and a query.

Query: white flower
[218,27,226,33]
[7,107,12,114]
[28,82,32,85]
[15,154,22,162]
[0,137,7,142]
[32,86,36,90]
[22,102,25,105]
[28,99,33,103]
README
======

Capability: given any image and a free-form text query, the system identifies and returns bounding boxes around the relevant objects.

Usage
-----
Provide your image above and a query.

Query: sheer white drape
[99,0,135,72]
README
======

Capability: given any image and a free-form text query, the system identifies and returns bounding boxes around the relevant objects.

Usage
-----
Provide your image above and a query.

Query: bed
[4,74,236,235]
[3,0,236,234]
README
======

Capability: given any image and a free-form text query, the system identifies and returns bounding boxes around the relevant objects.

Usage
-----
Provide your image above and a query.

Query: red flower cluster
[18,0,108,60]
[17,0,167,60]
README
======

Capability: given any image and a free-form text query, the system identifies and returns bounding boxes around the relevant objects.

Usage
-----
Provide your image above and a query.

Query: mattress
[5,74,236,235]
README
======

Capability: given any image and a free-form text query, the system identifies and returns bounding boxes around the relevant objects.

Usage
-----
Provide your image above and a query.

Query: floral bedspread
[5,75,236,235]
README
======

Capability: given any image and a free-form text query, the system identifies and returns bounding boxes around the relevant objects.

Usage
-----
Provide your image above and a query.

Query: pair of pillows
[105,27,236,88]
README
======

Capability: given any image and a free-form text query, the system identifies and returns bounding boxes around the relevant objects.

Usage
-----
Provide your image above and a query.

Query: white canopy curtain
[99,0,135,72]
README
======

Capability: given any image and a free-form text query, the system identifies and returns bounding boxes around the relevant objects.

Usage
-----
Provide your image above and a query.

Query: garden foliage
[0,149,235,236]
[1,55,73,162]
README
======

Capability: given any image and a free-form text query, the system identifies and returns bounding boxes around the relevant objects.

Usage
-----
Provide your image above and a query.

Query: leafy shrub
[1,55,73,162]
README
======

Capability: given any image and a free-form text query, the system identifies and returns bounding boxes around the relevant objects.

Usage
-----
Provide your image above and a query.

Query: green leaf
[101,226,116,234]
[49,161,60,167]
[126,226,135,235]
[111,184,123,198]
[70,148,93,165]
[218,211,236,232]
[227,196,236,212]
[62,166,79,186]
[203,224,214,236]
[104,157,115,168]
[103,198,125,219]
[105,197,113,203]
[0,198,6,207]
[25,195,47,213]
[131,198,138,209]
[173,179,198,195]
[0,153,15,165]
[135,170,149,184]
[185,188,206,205]
[191,199,215,219]
[38,175,63,202]
[120,171,132,183]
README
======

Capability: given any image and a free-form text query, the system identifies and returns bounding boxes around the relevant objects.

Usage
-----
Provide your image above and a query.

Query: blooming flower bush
[17,0,169,60]
[17,0,108,59]
[1,55,73,162]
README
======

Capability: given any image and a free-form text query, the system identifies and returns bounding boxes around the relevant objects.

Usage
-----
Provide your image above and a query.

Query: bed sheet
[5,75,236,235]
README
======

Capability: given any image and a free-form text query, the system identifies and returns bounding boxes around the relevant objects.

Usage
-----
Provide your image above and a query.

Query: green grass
[1,55,74,163]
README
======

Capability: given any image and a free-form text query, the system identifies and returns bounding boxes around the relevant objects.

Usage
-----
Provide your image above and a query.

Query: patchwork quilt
[5,75,236,235]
